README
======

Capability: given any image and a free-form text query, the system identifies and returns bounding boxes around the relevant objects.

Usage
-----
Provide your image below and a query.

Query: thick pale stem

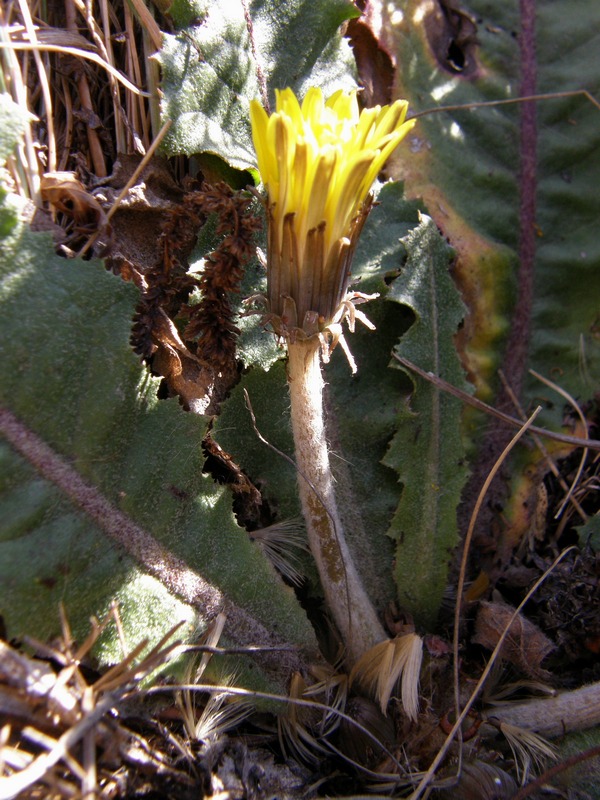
[483,680,600,740]
[287,338,387,665]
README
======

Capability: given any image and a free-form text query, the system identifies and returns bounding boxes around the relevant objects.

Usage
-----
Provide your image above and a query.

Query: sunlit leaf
[158,0,359,170]
[0,193,317,686]
[384,0,600,418]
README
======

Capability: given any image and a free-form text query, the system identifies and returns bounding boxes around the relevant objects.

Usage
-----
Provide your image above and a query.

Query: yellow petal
[249,100,271,183]
[248,86,416,329]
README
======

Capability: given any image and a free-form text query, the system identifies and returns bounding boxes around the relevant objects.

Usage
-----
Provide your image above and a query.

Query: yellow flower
[250,86,415,342]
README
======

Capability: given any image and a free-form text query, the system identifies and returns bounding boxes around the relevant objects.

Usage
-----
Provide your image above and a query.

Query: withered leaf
[150,308,217,414]
[41,171,109,232]
[473,600,555,679]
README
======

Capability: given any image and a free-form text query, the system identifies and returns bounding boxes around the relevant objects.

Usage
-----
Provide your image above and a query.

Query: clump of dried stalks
[1,0,161,194]
[0,608,191,798]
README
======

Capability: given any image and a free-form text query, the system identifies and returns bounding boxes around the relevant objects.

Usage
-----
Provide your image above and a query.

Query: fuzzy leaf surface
[158,0,359,170]
[383,215,471,629]
[0,192,317,685]
[0,95,30,164]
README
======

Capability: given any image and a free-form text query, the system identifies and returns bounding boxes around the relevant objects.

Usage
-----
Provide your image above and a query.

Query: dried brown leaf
[473,600,555,679]
[41,171,109,234]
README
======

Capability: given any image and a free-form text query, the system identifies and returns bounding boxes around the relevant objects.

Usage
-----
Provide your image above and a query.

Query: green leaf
[0,191,317,686]
[383,214,471,629]
[577,513,600,551]
[556,728,600,797]
[158,0,359,169]
[0,94,30,163]
[386,0,600,422]
[385,0,520,400]
[214,360,300,521]
[527,0,600,422]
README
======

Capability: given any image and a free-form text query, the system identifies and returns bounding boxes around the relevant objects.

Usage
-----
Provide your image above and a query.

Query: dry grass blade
[177,612,252,743]
[498,721,557,785]
[2,0,161,218]
[125,0,163,50]
[16,0,56,174]
[407,407,570,800]
[250,518,308,586]
[144,679,409,778]
[499,369,588,525]
[0,15,40,201]
[191,684,253,744]
[483,675,556,707]
[9,25,96,50]
[278,672,339,764]
[529,368,590,520]
[0,41,149,96]
[0,641,79,724]
[0,612,184,799]
[453,408,543,716]
[350,634,423,721]
[411,88,600,118]
[176,615,254,747]
[408,546,576,800]
[0,691,121,800]
[75,118,171,257]
[393,355,600,452]
[301,667,348,740]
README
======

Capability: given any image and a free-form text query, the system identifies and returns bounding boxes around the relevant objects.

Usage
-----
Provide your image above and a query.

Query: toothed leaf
[384,215,471,628]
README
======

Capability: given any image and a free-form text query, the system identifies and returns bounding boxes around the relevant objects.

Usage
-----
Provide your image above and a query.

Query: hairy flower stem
[287,338,386,665]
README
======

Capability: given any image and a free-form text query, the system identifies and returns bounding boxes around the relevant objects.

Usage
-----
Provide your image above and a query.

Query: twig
[392,355,600,452]
[486,680,600,740]
[64,0,106,177]
[510,743,600,800]
[499,370,587,523]
[0,9,41,202]
[529,369,589,520]
[241,0,268,112]
[0,42,150,96]
[410,406,566,800]
[17,0,56,174]
[104,119,171,223]
[450,409,541,779]
[0,692,121,800]
[411,547,574,800]
[127,0,162,50]
[95,0,125,153]
[411,88,600,119]
[242,387,341,542]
